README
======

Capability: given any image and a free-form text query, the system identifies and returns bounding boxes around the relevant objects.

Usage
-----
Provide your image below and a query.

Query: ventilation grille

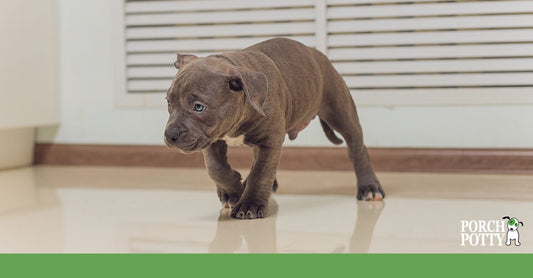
[124,0,533,105]
[326,0,533,104]
[125,0,317,94]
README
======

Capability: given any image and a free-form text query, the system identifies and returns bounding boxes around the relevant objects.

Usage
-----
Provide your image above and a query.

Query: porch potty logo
[460,216,524,247]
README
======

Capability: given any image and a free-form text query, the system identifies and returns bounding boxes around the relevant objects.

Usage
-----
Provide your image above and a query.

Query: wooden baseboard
[33,143,533,174]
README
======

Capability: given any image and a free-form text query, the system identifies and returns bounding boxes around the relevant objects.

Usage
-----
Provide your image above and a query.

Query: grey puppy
[164,38,384,219]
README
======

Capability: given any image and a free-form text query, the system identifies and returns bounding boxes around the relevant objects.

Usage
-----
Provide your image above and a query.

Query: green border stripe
[0,254,530,277]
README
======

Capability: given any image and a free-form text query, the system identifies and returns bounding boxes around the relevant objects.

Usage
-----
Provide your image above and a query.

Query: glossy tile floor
[0,166,531,253]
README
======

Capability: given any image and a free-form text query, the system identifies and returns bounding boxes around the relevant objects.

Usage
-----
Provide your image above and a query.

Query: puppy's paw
[217,188,242,209]
[357,184,385,201]
[231,200,267,219]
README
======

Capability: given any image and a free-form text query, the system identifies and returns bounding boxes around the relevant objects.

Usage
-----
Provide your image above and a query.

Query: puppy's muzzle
[164,125,208,152]
[164,125,183,145]
[165,126,193,149]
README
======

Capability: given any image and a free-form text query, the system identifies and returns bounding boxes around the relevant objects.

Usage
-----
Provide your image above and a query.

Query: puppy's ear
[174,54,198,69]
[502,216,510,220]
[519,221,524,226]
[230,66,268,116]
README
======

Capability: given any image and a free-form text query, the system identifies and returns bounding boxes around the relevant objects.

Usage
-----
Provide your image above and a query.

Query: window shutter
[121,0,533,107]
[125,0,316,95]
[327,0,533,105]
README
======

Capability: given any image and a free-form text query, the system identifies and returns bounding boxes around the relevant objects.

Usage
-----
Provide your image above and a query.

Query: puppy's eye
[166,98,170,106]
[193,102,206,112]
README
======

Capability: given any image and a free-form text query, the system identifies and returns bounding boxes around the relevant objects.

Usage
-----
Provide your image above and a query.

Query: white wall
[37,0,168,146]
[1,0,59,169]
[1,0,59,129]
[37,0,533,148]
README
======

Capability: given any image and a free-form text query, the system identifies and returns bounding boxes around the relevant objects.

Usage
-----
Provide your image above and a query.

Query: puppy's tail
[320,119,343,145]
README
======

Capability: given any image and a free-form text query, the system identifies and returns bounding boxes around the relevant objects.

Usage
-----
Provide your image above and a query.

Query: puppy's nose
[165,127,180,143]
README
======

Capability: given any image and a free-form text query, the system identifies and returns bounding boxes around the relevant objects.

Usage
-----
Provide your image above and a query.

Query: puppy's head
[164,54,268,153]
[503,216,523,231]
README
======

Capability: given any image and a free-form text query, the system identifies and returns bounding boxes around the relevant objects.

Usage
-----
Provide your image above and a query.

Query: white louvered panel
[128,67,178,79]
[127,72,533,92]
[328,44,533,61]
[121,0,533,107]
[333,59,533,75]
[326,0,533,101]
[125,0,319,97]
[129,80,173,91]
[126,9,315,26]
[343,73,533,88]
[329,29,533,47]
[328,15,533,33]
[351,88,533,106]
[127,53,216,66]
[127,22,316,40]
[130,59,533,79]
[327,1,533,19]
[125,0,314,13]
[328,0,458,4]
[127,36,316,52]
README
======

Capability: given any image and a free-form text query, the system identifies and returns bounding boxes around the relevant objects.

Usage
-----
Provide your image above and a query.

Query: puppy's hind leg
[318,82,384,201]
[203,140,244,209]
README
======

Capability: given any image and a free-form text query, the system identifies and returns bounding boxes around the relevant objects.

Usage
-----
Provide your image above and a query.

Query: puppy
[503,216,524,246]
[164,38,384,219]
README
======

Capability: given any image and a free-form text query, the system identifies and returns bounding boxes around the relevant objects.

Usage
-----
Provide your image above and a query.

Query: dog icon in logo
[502,216,524,246]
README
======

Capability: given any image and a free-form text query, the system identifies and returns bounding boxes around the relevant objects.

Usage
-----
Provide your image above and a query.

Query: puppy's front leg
[203,140,244,209]
[232,144,281,219]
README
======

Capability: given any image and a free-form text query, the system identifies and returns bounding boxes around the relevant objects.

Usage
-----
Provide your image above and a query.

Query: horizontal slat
[128,53,215,65]
[328,0,466,4]
[328,15,533,33]
[126,36,315,52]
[123,87,533,106]
[127,22,315,39]
[329,29,533,47]
[328,1,533,19]
[128,66,177,79]
[128,54,178,66]
[350,87,533,105]
[328,44,533,60]
[129,79,173,91]
[126,0,314,13]
[121,87,533,106]
[128,44,533,63]
[128,59,533,79]
[124,88,533,106]
[126,8,315,26]
[127,91,167,96]
[128,73,533,91]
[125,0,460,14]
[343,73,533,88]
[333,58,533,74]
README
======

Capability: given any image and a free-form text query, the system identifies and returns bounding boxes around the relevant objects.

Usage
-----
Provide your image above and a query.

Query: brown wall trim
[34,143,533,174]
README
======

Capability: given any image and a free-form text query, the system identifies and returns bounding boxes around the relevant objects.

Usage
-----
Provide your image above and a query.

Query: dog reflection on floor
[208,198,384,253]
[348,201,385,253]
[208,199,278,253]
